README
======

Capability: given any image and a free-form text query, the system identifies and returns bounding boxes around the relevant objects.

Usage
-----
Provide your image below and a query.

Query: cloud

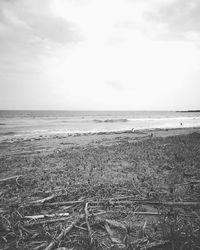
[29,15,81,44]
[146,0,200,42]
[0,0,82,80]
[0,0,200,110]
[0,0,81,61]
[105,80,124,90]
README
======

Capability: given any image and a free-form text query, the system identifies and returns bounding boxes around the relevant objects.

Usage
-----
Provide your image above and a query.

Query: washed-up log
[108,200,200,207]
[24,213,69,220]
[92,200,200,208]
[25,211,106,227]
[23,198,200,210]
[44,217,82,250]
[85,203,92,242]
[23,197,137,208]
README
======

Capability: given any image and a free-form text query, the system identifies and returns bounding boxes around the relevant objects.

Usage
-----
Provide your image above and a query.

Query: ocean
[0,110,200,141]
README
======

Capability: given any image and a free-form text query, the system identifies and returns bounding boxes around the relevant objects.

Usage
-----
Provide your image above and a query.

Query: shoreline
[1,125,200,142]
[1,126,200,158]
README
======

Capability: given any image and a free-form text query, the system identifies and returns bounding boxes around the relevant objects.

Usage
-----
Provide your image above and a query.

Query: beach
[1,127,200,249]
[1,0,200,248]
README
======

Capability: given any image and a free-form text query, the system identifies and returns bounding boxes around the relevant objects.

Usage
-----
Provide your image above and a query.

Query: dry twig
[0,175,22,183]
[44,217,82,250]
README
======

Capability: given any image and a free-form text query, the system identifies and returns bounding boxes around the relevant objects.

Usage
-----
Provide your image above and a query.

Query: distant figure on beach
[180,122,183,126]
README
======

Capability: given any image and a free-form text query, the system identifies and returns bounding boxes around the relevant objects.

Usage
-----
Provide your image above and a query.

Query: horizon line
[0,109,197,112]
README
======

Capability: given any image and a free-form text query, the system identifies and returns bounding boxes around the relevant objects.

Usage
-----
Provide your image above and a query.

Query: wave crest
[94,119,128,123]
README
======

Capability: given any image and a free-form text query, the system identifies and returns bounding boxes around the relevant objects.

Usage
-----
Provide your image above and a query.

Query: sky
[0,0,200,110]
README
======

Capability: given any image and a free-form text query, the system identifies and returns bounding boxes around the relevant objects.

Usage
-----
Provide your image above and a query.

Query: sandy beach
[1,0,200,248]
[1,127,200,249]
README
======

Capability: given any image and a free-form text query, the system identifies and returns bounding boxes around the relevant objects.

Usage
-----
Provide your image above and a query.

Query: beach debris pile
[1,174,200,250]
[1,132,200,249]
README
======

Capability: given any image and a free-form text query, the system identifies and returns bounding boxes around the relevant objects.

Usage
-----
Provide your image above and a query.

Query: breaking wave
[94,119,128,123]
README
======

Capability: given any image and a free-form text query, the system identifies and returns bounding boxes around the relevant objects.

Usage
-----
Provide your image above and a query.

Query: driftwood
[108,200,200,207]
[24,200,83,208]
[0,175,22,183]
[84,203,92,242]
[24,198,200,209]
[24,213,69,220]
[31,194,55,204]
[44,217,82,250]
[24,217,71,227]
[45,200,83,206]
[24,211,106,228]
[110,195,141,201]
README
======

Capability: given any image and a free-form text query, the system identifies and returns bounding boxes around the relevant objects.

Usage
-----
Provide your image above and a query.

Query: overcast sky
[0,0,200,110]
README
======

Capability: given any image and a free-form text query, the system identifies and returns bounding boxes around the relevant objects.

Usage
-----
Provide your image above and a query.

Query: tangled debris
[1,132,200,249]
[1,177,200,250]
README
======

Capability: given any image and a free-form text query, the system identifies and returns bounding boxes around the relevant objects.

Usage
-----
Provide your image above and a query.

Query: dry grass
[0,132,200,249]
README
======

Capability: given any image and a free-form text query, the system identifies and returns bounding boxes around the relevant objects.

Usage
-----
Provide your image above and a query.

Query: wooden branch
[85,203,92,241]
[24,217,70,227]
[142,220,147,237]
[0,175,22,183]
[23,197,200,210]
[110,195,139,201]
[108,200,200,207]
[44,217,81,250]
[45,200,83,206]
[133,212,160,216]
[31,194,55,204]
[23,200,83,208]
[24,213,69,220]
[26,211,106,228]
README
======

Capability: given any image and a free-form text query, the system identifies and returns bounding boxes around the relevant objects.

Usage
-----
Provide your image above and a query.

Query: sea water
[0,110,200,141]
